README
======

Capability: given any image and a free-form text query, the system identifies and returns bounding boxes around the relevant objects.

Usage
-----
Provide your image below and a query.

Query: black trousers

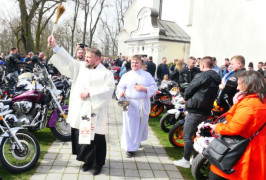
[71,128,106,169]
[209,171,228,180]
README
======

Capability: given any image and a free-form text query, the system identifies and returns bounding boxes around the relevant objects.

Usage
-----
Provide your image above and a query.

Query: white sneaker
[173,157,190,168]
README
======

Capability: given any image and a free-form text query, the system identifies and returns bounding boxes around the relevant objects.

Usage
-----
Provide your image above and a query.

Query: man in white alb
[116,55,157,158]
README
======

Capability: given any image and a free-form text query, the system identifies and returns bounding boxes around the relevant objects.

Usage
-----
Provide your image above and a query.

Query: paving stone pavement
[31,99,185,180]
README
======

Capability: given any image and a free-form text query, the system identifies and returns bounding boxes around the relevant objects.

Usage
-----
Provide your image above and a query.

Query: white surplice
[50,48,115,144]
[116,69,157,151]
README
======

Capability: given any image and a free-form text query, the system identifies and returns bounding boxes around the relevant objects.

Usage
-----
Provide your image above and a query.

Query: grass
[0,128,55,180]
[148,110,195,180]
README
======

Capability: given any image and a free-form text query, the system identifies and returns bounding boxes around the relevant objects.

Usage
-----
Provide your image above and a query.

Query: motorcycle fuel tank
[12,90,44,103]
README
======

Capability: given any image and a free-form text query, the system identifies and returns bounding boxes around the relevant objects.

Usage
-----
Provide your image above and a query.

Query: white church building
[118,0,191,66]
[118,0,266,68]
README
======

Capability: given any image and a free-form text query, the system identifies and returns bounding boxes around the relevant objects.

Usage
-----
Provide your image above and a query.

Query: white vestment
[50,48,115,144]
[116,69,157,151]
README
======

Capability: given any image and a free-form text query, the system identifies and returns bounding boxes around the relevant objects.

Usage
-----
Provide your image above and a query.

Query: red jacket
[211,94,266,180]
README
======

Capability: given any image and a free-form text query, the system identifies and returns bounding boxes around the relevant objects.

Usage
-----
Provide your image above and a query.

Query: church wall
[125,41,190,69]
[158,41,190,64]
[190,0,266,69]
[118,30,130,56]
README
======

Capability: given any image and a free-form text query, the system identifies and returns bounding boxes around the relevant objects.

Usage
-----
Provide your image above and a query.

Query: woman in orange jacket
[210,70,266,180]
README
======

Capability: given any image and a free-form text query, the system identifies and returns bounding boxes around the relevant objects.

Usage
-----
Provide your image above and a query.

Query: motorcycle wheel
[0,129,40,173]
[50,112,71,142]
[168,123,195,147]
[160,113,180,132]
[149,104,164,117]
[168,123,185,147]
[191,154,210,180]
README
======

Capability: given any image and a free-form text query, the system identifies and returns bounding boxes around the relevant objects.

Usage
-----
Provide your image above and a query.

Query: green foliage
[168,62,173,67]
[148,111,195,180]
[0,128,55,180]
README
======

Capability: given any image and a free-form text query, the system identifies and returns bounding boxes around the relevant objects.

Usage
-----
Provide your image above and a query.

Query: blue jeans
[183,112,208,160]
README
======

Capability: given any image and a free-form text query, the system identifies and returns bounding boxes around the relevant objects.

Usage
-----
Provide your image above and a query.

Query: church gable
[126,7,190,43]
[131,7,163,39]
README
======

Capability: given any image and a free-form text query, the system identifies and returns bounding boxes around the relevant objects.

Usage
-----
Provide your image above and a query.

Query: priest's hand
[119,92,125,99]
[134,84,147,92]
[48,35,57,48]
[80,91,90,100]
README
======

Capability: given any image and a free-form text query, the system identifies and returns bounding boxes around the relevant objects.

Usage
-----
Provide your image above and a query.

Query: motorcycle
[160,93,185,132]
[2,66,71,141]
[52,75,72,106]
[149,81,178,117]
[0,73,18,100]
[111,66,121,99]
[168,100,224,148]
[0,103,40,173]
[46,63,61,76]
[111,66,121,85]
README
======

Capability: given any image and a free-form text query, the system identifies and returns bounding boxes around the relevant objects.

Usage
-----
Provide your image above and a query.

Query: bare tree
[1,12,22,51]
[18,0,65,53]
[88,0,105,47]
[35,1,62,52]
[0,18,20,53]
[98,0,132,56]
[70,0,81,55]
[18,0,42,53]
[100,17,118,56]
[81,0,90,44]
[80,0,106,47]
[115,0,133,32]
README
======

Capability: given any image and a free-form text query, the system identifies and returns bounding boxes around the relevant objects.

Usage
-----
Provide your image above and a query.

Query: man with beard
[75,48,85,61]
[48,35,115,176]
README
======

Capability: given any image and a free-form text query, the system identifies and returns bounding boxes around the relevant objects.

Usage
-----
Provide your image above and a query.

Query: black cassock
[71,128,106,168]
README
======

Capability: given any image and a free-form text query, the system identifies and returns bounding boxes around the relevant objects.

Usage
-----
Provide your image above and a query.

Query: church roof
[157,20,190,43]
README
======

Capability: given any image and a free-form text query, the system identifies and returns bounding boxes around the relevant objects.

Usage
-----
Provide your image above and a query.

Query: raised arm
[48,35,80,81]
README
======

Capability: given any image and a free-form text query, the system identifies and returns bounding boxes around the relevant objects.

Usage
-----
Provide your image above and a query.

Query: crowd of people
[1,40,265,179]
[0,48,49,77]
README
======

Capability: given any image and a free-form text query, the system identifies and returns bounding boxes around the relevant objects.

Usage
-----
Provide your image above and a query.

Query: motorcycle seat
[0,100,13,106]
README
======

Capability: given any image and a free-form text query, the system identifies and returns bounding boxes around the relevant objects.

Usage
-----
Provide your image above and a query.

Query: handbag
[203,122,266,175]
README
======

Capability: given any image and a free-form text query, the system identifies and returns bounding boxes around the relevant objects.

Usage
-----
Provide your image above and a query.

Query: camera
[79,43,88,49]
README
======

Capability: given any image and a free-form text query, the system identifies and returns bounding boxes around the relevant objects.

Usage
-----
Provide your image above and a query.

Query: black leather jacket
[5,54,20,73]
[184,70,221,115]
[146,61,156,77]
[217,68,246,110]
[179,67,200,84]
[156,63,169,80]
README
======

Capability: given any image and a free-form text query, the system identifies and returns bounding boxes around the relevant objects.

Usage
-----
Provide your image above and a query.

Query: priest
[116,55,157,158]
[48,35,115,175]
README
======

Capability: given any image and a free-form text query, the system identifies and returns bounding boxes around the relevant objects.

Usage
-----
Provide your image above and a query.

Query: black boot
[93,167,102,175]
[82,163,92,172]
